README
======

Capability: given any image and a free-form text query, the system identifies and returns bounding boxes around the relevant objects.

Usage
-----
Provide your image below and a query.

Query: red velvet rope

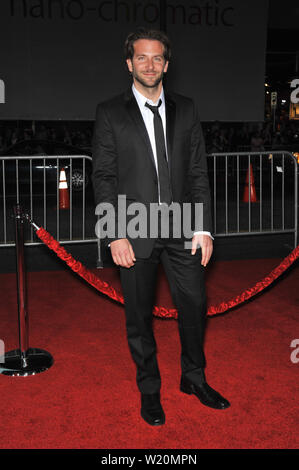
[36,227,299,318]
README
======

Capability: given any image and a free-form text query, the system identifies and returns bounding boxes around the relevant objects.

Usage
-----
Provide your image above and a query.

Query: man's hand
[191,234,213,266]
[110,239,136,268]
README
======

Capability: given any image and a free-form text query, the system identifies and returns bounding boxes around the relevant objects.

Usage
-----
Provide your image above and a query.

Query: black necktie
[145,100,172,205]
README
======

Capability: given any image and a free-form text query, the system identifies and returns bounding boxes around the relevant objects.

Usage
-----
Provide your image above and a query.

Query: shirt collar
[132,84,165,108]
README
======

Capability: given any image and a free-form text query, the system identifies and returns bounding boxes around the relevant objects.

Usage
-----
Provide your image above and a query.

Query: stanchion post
[14,204,29,367]
[0,204,54,376]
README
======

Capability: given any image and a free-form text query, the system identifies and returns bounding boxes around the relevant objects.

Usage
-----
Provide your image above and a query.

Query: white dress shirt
[132,84,213,240]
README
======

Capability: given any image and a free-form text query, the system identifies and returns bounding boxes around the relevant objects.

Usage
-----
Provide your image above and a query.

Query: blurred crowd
[0,124,93,153]
[203,119,299,153]
[0,118,299,154]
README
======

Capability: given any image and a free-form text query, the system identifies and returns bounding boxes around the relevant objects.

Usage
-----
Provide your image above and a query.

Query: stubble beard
[132,67,164,89]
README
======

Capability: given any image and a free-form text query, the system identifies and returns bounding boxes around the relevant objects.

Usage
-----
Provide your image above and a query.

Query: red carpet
[0,258,298,449]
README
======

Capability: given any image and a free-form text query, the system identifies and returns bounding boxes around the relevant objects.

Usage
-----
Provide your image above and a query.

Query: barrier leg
[0,205,53,376]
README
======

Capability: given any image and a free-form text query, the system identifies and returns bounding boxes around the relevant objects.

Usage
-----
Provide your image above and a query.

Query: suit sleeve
[92,103,121,246]
[188,101,213,234]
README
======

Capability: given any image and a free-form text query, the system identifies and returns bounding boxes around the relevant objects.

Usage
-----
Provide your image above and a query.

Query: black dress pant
[119,233,207,394]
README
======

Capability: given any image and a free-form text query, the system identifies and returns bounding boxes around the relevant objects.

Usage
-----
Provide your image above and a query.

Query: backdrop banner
[0,0,268,121]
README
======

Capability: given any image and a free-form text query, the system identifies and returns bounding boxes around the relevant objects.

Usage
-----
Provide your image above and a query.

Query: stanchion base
[0,348,54,376]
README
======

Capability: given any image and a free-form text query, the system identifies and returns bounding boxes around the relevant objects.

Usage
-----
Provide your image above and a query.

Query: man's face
[126,39,169,89]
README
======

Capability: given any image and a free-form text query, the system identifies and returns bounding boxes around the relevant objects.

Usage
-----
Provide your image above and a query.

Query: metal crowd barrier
[208,151,298,247]
[0,151,298,249]
[0,155,94,247]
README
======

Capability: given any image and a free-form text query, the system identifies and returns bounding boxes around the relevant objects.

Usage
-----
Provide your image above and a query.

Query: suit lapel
[124,88,157,171]
[165,92,176,175]
[124,88,177,179]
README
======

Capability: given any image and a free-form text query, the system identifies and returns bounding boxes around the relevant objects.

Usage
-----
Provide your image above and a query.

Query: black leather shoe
[141,393,165,426]
[180,375,230,410]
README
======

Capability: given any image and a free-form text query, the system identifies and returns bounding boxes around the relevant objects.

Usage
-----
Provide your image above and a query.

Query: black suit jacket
[92,87,212,258]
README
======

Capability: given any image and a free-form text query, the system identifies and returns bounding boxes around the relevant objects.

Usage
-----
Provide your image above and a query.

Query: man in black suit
[92,28,230,426]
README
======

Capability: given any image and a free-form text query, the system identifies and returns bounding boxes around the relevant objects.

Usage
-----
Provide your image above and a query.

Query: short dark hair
[124,27,171,62]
